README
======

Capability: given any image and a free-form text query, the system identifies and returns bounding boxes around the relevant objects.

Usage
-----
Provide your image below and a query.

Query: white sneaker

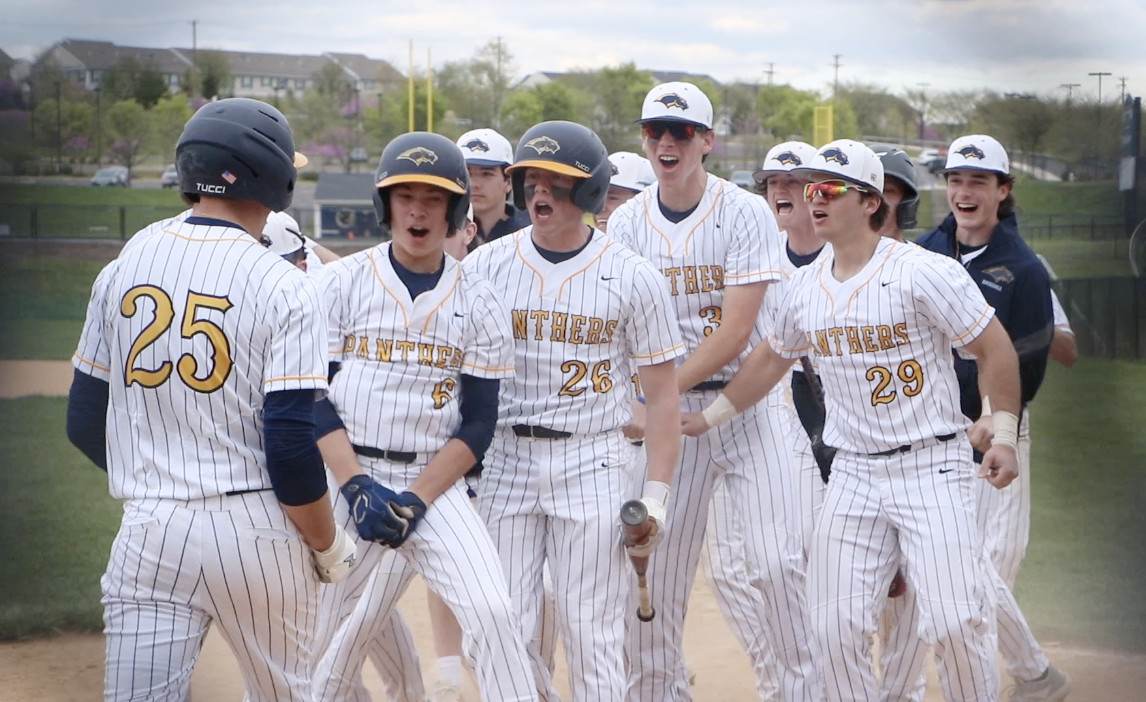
[431,679,463,702]
[1009,665,1070,702]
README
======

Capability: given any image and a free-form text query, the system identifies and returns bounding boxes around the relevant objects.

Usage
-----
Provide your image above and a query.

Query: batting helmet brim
[294,152,309,168]
[375,173,467,194]
[506,160,591,179]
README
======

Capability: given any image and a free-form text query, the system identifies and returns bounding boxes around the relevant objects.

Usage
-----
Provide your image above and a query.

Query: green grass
[1012,179,1124,217]
[1017,360,1146,651]
[0,184,184,207]
[0,397,122,639]
[0,184,186,238]
[0,257,110,359]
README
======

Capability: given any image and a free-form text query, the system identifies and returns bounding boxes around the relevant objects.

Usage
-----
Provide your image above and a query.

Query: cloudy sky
[3,0,1143,100]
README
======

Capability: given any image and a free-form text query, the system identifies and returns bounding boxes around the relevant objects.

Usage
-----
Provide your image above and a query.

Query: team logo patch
[463,138,489,153]
[398,147,438,166]
[822,147,849,166]
[776,151,802,166]
[982,266,1014,284]
[957,144,986,160]
[525,136,560,155]
[656,93,689,110]
[610,162,620,176]
[221,171,237,184]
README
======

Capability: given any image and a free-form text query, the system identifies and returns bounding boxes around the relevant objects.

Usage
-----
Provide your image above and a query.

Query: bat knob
[620,499,648,527]
[637,606,656,622]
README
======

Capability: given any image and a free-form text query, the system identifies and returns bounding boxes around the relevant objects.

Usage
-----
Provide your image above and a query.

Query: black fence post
[30,205,37,238]
[119,207,127,239]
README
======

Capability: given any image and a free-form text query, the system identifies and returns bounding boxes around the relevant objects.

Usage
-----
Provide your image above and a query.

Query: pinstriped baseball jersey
[320,241,514,453]
[770,237,995,454]
[462,227,684,433]
[72,217,328,500]
[608,173,782,380]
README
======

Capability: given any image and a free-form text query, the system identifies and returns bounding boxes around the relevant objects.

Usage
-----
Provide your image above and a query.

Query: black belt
[689,380,727,392]
[512,425,573,439]
[869,433,957,457]
[353,444,417,463]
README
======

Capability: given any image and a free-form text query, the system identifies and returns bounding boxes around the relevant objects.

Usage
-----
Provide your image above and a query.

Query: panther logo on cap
[776,151,802,166]
[656,93,689,110]
[822,147,849,166]
[957,144,987,160]
[463,139,490,153]
[525,136,560,155]
[610,162,620,176]
[398,147,438,166]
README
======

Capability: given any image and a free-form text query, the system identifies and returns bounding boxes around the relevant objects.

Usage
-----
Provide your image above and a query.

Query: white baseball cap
[456,128,514,168]
[608,152,656,192]
[798,139,884,194]
[755,141,818,182]
[945,134,1009,175]
[466,201,475,222]
[639,81,713,129]
[263,211,305,258]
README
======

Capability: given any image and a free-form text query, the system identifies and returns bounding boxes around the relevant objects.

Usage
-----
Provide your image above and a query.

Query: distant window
[240,75,253,88]
[262,76,273,87]
[169,74,180,87]
[363,80,374,90]
[295,79,306,90]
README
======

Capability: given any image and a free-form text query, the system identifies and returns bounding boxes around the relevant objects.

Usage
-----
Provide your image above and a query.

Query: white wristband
[642,480,671,507]
[981,396,991,416]
[701,393,738,428]
[991,410,1019,450]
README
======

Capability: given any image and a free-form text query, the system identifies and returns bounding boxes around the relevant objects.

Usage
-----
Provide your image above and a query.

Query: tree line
[0,38,1134,180]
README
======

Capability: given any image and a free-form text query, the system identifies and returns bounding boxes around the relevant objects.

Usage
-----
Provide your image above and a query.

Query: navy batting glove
[339,475,408,543]
[382,491,428,548]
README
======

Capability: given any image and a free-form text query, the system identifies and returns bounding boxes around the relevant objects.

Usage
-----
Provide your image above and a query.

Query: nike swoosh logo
[881,280,892,287]
[601,275,618,281]
[938,468,955,474]
[454,312,465,318]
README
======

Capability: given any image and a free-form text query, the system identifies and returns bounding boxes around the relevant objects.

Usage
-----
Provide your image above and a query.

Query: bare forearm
[643,391,681,486]
[283,496,336,551]
[317,428,365,486]
[723,341,793,412]
[675,325,752,393]
[408,439,476,505]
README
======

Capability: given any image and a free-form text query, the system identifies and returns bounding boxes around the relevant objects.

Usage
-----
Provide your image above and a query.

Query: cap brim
[294,152,309,168]
[635,115,711,128]
[376,173,467,194]
[506,160,590,179]
[464,158,510,168]
[943,164,1007,175]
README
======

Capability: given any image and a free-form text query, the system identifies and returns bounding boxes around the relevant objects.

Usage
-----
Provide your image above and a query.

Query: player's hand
[382,491,428,549]
[968,415,994,453]
[312,527,357,583]
[978,444,1019,489]
[622,400,646,441]
[680,411,710,437]
[339,474,408,543]
[626,495,667,559]
[887,568,907,598]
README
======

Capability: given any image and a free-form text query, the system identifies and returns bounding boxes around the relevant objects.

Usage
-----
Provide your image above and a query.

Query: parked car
[91,166,129,187]
[730,170,755,190]
[160,164,179,189]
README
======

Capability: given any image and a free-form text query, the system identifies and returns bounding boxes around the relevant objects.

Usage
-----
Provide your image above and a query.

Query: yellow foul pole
[407,40,414,132]
[426,48,433,132]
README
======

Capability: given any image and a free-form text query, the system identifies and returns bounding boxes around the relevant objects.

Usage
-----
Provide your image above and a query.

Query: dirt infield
[2,359,1143,700]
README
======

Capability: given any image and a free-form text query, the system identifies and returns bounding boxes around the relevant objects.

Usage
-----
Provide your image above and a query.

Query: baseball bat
[620,499,656,622]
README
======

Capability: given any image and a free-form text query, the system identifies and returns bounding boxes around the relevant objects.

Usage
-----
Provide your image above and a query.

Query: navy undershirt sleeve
[452,374,499,461]
[264,389,329,506]
[315,362,346,439]
[66,369,109,471]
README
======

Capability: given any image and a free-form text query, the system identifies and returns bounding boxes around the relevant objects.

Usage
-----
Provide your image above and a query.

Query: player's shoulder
[464,229,520,269]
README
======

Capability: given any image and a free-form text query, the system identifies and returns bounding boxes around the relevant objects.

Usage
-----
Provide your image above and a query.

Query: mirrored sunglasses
[803,180,869,202]
[642,122,699,141]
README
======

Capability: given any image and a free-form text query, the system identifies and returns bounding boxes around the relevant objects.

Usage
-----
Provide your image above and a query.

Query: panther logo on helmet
[525,136,560,155]
[656,93,689,110]
[956,144,987,160]
[823,148,850,166]
[776,151,802,166]
[398,147,439,166]
[463,139,490,153]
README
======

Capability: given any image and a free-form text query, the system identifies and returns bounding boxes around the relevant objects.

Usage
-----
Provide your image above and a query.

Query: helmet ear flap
[511,170,527,210]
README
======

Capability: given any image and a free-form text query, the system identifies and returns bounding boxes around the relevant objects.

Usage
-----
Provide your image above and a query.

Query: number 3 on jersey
[121,285,233,393]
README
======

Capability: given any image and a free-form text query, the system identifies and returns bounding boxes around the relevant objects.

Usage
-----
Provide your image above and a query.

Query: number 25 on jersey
[121,285,233,393]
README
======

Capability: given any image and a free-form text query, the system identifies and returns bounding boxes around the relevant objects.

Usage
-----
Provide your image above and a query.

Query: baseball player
[695,140,824,702]
[682,139,1025,702]
[464,120,684,701]
[885,135,1069,701]
[596,151,656,232]
[607,82,818,702]
[457,127,532,243]
[308,131,537,702]
[65,98,357,701]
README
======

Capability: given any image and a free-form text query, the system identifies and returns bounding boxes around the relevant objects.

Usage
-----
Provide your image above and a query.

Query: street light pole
[916,82,929,141]
[1089,71,1112,103]
[95,85,102,167]
[1060,82,1080,104]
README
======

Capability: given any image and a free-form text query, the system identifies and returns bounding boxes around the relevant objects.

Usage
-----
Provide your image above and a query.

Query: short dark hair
[862,191,890,231]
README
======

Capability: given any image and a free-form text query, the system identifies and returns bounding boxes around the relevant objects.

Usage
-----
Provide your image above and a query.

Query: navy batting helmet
[373,132,471,231]
[870,144,920,230]
[176,98,307,213]
[507,121,609,214]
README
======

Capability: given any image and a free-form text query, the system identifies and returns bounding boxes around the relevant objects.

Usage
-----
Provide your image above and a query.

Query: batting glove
[627,480,670,559]
[312,527,357,583]
[339,474,408,544]
[382,491,428,548]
